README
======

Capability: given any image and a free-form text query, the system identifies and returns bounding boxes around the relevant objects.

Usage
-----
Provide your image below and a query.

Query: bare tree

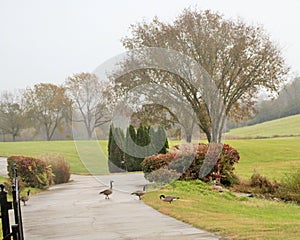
[114,9,288,143]
[23,83,71,141]
[0,91,24,141]
[65,72,112,139]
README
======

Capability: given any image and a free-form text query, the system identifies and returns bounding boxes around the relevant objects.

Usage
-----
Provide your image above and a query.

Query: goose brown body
[20,189,31,206]
[159,194,179,203]
[99,180,113,199]
[131,185,146,200]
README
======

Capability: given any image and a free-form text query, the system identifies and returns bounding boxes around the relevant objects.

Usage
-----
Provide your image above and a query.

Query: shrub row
[233,171,300,204]
[7,154,70,189]
[141,143,240,185]
[7,156,52,189]
[249,171,300,204]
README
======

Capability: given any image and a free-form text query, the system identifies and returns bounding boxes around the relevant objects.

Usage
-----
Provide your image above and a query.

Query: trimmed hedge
[7,156,52,189]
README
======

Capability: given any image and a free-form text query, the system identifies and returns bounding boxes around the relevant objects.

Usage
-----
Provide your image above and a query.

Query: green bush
[108,125,125,173]
[40,154,70,184]
[109,124,170,172]
[7,156,52,189]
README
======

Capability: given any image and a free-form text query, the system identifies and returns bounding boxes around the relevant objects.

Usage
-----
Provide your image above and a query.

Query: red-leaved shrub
[141,152,175,178]
[141,143,240,185]
[7,156,52,189]
[146,168,180,184]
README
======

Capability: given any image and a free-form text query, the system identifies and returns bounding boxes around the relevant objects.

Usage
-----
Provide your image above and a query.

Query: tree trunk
[45,126,51,141]
[186,134,192,143]
[203,128,211,143]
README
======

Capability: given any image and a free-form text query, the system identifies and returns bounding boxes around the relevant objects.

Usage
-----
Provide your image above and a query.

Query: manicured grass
[226,114,300,138]
[226,138,300,180]
[143,180,300,240]
[0,138,299,239]
[1,116,299,240]
[0,140,108,175]
[0,176,8,183]
[0,138,299,180]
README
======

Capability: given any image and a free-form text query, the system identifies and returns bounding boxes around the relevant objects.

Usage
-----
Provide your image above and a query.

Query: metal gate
[0,164,24,240]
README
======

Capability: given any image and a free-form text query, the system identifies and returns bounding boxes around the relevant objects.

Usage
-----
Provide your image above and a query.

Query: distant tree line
[108,124,169,172]
[0,9,290,142]
[0,73,178,142]
[1,73,296,141]
[246,77,300,126]
[0,73,112,141]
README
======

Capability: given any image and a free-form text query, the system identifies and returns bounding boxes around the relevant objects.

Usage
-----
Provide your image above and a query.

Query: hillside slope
[226,114,300,138]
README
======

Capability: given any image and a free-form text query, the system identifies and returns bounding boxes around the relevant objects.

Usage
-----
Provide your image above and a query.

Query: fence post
[11,225,18,240]
[12,164,24,240]
[0,183,13,239]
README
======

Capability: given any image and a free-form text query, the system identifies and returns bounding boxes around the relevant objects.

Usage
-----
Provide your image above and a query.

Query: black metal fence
[0,164,24,240]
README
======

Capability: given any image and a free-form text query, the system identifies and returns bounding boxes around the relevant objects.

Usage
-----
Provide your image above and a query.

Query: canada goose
[99,180,113,199]
[20,189,31,206]
[131,185,146,200]
[159,194,179,203]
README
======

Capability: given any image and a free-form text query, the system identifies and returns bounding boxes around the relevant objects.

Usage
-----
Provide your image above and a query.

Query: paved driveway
[0,157,8,176]
[22,174,223,240]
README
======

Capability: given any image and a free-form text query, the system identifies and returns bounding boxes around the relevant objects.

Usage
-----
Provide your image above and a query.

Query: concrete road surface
[0,157,8,176]
[21,174,224,240]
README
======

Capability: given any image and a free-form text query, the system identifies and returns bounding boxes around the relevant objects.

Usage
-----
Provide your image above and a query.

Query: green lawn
[143,180,300,240]
[226,114,300,138]
[0,140,108,174]
[226,138,300,180]
[0,176,8,183]
[0,138,299,239]
[1,116,299,239]
[0,138,299,180]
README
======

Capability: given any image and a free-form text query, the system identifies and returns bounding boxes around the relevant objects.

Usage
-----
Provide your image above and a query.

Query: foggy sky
[1,0,299,92]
